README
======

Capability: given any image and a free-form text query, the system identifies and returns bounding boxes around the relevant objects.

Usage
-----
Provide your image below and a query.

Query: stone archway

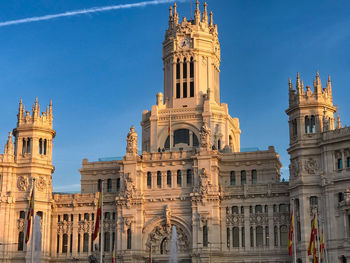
[146,223,191,256]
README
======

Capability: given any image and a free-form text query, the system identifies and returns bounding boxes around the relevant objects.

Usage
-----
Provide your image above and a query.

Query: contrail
[0,0,181,28]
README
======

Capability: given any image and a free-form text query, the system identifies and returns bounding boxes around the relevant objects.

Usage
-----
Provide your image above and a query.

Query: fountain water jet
[169,225,178,263]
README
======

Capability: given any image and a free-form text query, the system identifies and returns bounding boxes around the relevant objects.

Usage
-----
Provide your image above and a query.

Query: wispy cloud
[0,0,180,28]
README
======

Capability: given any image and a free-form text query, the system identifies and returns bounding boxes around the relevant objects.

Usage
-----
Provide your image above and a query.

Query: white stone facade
[0,2,349,263]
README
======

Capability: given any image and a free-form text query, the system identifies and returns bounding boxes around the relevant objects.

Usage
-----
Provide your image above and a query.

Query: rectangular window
[186,169,192,186]
[57,235,60,253]
[190,60,194,78]
[117,178,120,191]
[83,233,89,252]
[176,62,180,79]
[338,158,343,170]
[348,157,350,168]
[233,227,239,247]
[250,227,254,247]
[70,234,73,253]
[177,170,182,186]
[190,81,194,97]
[147,172,152,188]
[203,226,208,247]
[127,229,132,249]
[183,82,187,98]
[77,234,81,253]
[18,232,24,251]
[176,83,180,98]
[230,171,235,186]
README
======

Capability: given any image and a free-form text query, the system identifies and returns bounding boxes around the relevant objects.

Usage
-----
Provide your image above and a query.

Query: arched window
[241,170,246,185]
[157,171,162,188]
[167,171,172,186]
[232,206,239,214]
[310,196,318,207]
[98,179,102,192]
[22,138,26,155]
[226,228,230,248]
[279,204,289,213]
[233,227,239,247]
[84,213,90,221]
[274,226,278,246]
[39,138,43,154]
[127,229,132,249]
[186,169,192,186]
[256,226,263,247]
[77,234,81,253]
[280,225,289,246]
[165,129,199,149]
[107,179,112,192]
[177,170,182,186]
[176,59,180,79]
[241,227,245,247]
[83,233,89,252]
[229,135,233,147]
[104,232,110,252]
[117,178,121,191]
[190,57,194,78]
[57,235,60,253]
[26,138,31,154]
[255,205,262,213]
[183,58,187,78]
[203,225,208,247]
[250,227,254,247]
[44,139,47,155]
[252,170,257,184]
[62,234,68,253]
[311,115,316,133]
[230,171,235,186]
[147,172,152,188]
[305,116,310,134]
[18,232,24,251]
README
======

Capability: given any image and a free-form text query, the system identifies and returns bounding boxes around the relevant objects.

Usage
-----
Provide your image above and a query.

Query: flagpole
[292,200,297,263]
[31,178,35,263]
[100,180,104,263]
[169,112,172,151]
[315,211,320,263]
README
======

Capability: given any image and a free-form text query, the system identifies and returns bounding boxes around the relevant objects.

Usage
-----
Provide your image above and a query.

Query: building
[0,1,349,263]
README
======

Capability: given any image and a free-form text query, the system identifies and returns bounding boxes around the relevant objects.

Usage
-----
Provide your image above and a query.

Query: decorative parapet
[322,126,350,142]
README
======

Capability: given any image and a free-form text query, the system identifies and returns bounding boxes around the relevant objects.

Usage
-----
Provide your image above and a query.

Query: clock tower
[141,1,240,153]
[163,1,221,108]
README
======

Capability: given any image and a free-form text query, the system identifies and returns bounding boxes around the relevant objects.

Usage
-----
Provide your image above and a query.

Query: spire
[194,0,201,24]
[296,72,302,94]
[202,2,208,24]
[315,70,322,94]
[169,6,173,18]
[300,79,304,94]
[173,3,179,24]
[289,77,293,91]
[18,98,24,124]
[327,74,332,95]
[337,115,342,129]
[4,132,14,155]
[209,11,213,26]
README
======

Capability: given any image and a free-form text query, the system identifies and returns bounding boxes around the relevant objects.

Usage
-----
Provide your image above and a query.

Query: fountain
[169,225,178,263]
[34,215,42,263]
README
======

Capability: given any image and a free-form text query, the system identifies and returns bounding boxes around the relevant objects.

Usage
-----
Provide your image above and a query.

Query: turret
[13,98,56,164]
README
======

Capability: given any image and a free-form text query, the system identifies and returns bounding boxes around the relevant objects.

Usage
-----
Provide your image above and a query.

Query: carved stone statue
[120,173,136,199]
[200,122,211,149]
[126,126,138,154]
[164,205,171,228]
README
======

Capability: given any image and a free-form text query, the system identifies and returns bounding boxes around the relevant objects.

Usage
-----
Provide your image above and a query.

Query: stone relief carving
[17,218,25,231]
[147,224,190,255]
[290,159,301,177]
[304,158,319,174]
[194,168,212,196]
[120,173,136,199]
[36,177,46,191]
[126,126,138,154]
[17,176,28,191]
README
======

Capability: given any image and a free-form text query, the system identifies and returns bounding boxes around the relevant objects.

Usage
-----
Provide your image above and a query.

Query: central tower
[141,1,240,153]
[163,1,220,108]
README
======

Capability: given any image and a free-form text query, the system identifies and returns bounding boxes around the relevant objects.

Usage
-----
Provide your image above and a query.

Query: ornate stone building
[0,2,349,263]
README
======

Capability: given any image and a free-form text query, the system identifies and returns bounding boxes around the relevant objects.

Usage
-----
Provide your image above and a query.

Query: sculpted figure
[200,122,211,149]
[126,126,138,154]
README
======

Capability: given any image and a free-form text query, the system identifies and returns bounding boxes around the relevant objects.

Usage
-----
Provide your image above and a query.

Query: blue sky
[0,0,349,192]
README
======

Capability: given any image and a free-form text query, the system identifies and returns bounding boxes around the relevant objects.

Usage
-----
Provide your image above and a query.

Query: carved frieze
[17,176,28,191]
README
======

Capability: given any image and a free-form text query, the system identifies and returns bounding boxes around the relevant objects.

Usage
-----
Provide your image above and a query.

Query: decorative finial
[296,72,301,92]
[337,115,342,129]
[202,2,208,23]
[194,0,201,24]
[289,77,293,90]
[209,11,213,26]
[169,6,173,18]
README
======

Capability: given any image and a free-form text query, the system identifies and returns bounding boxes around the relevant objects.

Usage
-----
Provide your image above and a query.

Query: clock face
[179,37,191,49]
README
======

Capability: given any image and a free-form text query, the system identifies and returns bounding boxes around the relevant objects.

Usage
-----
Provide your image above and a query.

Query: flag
[308,214,317,256]
[93,185,102,241]
[288,211,294,256]
[320,230,325,261]
[25,188,34,243]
